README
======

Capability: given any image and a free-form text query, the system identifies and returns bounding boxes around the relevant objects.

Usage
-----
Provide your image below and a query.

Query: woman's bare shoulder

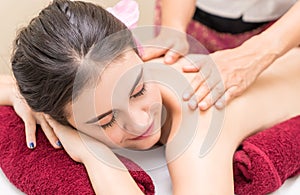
[147,57,197,83]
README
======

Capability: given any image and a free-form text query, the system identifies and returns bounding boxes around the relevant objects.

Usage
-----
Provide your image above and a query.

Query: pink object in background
[107,0,144,56]
[106,0,140,29]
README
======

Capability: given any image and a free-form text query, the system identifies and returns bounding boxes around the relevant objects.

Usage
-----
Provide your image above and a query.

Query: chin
[130,131,161,150]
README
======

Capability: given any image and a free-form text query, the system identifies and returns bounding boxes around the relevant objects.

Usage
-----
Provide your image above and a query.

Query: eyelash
[101,112,117,130]
[130,84,146,98]
[100,84,146,130]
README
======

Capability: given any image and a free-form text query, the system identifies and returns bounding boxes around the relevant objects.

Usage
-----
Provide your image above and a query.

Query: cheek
[105,128,125,145]
[148,83,162,103]
[145,84,163,119]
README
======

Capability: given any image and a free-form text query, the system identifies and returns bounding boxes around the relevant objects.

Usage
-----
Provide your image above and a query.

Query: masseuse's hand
[181,37,276,110]
[142,28,189,64]
[10,88,61,149]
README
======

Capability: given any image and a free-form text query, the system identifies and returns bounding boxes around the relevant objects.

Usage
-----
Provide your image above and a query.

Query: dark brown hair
[11,0,136,125]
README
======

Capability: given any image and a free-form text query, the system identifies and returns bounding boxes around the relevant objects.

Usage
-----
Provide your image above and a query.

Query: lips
[131,121,154,140]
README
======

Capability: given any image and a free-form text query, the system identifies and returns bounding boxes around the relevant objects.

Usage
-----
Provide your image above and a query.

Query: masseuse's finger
[215,86,238,109]
[39,115,61,149]
[164,50,182,64]
[164,39,189,64]
[198,82,225,110]
[181,60,201,72]
[182,65,211,102]
[181,54,209,73]
[142,47,168,61]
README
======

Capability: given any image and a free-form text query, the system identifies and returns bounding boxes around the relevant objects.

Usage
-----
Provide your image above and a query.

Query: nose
[122,105,151,136]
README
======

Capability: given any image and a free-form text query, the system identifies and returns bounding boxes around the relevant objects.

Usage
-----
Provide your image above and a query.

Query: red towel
[233,115,300,195]
[1,105,300,195]
[0,106,154,195]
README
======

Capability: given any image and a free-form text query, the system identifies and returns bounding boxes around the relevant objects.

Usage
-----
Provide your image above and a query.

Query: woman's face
[67,50,163,150]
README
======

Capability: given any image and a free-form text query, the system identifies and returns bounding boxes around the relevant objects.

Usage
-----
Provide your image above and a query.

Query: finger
[141,46,168,61]
[215,86,239,109]
[199,82,225,110]
[23,115,37,149]
[39,116,61,149]
[181,59,201,73]
[194,81,218,110]
[45,115,75,139]
[181,54,208,72]
[186,82,212,110]
[183,73,206,104]
[44,115,60,134]
[182,66,212,102]
[164,40,189,64]
[164,50,182,64]
[182,65,200,72]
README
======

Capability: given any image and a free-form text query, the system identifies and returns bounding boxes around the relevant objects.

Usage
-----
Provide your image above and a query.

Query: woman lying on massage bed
[0,0,300,194]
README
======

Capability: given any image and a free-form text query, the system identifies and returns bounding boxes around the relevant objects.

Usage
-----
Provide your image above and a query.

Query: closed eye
[99,110,117,130]
[130,83,146,98]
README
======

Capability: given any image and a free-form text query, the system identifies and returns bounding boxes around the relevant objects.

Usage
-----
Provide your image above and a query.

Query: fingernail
[165,56,173,63]
[215,101,224,109]
[183,92,190,100]
[188,99,198,109]
[183,65,195,70]
[183,65,194,69]
[28,142,35,149]
[56,140,62,147]
[199,102,207,110]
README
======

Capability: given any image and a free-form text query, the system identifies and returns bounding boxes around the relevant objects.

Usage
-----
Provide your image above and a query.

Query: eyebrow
[85,67,143,124]
[129,67,143,95]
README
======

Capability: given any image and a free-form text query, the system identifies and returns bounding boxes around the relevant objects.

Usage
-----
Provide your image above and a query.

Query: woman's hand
[45,116,89,163]
[181,36,278,110]
[45,116,145,194]
[141,28,189,64]
[10,88,61,149]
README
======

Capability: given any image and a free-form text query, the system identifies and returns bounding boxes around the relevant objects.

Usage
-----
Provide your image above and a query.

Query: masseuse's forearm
[83,152,144,195]
[246,1,300,74]
[261,1,300,56]
[161,0,196,32]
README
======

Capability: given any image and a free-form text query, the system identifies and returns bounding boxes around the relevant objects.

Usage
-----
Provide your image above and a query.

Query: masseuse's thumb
[142,46,168,61]
[164,50,181,64]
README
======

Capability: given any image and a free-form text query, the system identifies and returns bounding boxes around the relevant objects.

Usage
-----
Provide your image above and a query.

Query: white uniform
[196,0,297,22]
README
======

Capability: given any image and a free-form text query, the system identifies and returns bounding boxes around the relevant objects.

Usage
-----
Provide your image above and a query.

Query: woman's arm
[166,48,300,194]
[83,151,144,195]
[0,75,15,105]
[0,74,60,149]
[46,117,144,195]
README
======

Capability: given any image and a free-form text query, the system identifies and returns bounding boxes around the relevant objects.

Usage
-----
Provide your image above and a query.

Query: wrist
[259,30,288,57]
[81,143,121,168]
[160,22,187,33]
[240,35,281,72]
